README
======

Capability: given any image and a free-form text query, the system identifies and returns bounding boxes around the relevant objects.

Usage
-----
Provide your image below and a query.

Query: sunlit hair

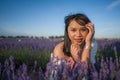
[63,13,91,56]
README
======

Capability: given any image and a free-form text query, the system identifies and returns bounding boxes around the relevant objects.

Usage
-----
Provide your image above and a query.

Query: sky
[0,0,120,38]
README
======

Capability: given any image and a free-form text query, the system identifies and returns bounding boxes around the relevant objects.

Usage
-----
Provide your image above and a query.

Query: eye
[81,28,88,32]
[71,28,76,32]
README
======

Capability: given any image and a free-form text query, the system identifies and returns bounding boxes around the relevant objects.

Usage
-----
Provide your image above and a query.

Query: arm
[54,42,75,70]
[81,23,94,68]
[81,42,91,68]
[53,42,64,59]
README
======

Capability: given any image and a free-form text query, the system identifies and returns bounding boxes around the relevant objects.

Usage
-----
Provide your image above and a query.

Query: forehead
[68,20,85,28]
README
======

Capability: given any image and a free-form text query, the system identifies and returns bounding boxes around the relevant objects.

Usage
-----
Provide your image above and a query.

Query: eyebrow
[82,27,87,29]
[69,25,85,29]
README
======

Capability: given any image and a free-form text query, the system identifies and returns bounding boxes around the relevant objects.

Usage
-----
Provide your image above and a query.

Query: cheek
[68,32,74,39]
[82,32,88,38]
[68,31,75,42]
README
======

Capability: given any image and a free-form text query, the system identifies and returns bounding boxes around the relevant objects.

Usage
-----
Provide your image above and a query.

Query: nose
[76,30,82,37]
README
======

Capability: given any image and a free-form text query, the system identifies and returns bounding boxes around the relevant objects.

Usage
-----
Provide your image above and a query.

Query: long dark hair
[63,13,91,56]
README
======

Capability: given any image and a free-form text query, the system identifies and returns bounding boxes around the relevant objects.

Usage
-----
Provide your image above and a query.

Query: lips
[75,38,83,43]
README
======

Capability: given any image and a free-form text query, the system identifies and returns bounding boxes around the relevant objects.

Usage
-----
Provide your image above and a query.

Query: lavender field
[0,38,120,80]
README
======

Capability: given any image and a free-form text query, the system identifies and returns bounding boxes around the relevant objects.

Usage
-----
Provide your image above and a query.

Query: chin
[76,41,85,46]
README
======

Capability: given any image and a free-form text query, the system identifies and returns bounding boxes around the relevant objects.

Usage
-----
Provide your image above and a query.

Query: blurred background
[0,0,120,79]
[0,0,120,39]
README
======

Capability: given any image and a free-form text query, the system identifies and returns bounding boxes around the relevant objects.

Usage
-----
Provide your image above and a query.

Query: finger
[86,26,92,33]
[86,25,94,34]
[71,44,78,51]
[86,23,94,31]
[86,23,94,28]
[71,44,80,50]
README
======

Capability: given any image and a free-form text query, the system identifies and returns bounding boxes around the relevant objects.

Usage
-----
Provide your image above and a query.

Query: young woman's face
[68,20,89,45]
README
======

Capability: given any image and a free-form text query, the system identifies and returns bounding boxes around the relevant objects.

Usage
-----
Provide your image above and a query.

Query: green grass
[0,48,51,71]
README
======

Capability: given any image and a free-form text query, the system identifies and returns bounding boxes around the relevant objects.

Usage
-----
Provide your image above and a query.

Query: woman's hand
[70,44,81,61]
[67,57,75,70]
[85,23,94,44]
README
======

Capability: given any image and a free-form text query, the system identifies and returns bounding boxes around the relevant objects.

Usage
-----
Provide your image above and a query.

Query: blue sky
[0,0,120,38]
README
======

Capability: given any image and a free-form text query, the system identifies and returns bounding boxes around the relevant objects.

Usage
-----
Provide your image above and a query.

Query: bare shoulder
[53,41,64,58]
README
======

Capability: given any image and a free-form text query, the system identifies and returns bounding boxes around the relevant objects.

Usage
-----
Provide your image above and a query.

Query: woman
[53,13,95,69]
